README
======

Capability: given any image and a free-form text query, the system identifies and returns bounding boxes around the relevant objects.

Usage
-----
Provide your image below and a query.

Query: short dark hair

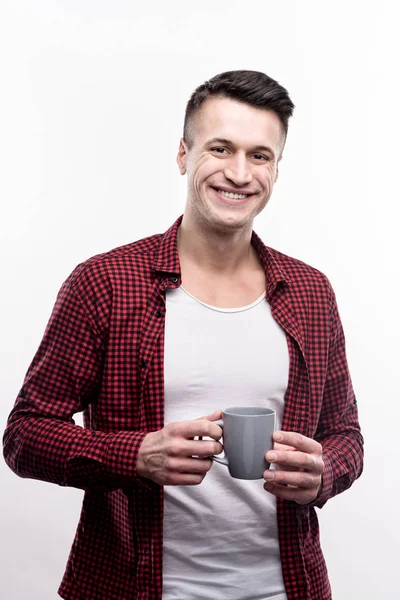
[183,70,295,148]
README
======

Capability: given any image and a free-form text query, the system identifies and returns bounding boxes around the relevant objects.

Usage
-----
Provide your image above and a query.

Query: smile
[217,190,248,200]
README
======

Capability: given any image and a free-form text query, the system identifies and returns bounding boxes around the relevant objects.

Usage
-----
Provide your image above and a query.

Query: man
[3,70,363,600]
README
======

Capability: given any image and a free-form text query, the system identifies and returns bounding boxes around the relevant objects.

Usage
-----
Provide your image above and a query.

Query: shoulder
[58,231,165,312]
[268,246,330,283]
[79,231,161,271]
[266,245,336,308]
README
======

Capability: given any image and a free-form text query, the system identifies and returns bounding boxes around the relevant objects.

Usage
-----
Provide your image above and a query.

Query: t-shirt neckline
[179,286,266,314]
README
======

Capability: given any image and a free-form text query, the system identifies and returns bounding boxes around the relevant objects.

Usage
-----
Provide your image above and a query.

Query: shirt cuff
[106,430,159,492]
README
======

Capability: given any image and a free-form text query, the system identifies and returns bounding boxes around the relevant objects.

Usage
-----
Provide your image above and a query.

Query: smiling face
[177,96,285,234]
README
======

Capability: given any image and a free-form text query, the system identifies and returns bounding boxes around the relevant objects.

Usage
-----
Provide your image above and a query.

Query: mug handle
[199,419,229,467]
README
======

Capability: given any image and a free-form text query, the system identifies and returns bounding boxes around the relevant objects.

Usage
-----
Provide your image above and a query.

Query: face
[177,96,285,234]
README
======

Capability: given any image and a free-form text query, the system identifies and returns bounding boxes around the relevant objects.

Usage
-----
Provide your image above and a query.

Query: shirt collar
[250,229,291,298]
[152,215,183,275]
[152,215,290,297]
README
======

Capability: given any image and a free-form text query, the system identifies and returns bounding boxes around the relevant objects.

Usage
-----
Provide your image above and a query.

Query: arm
[310,284,364,507]
[2,268,148,492]
[3,267,223,492]
[264,281,364,507]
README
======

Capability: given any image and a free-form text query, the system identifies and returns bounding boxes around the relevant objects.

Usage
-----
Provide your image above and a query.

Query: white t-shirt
[162,286,289,600]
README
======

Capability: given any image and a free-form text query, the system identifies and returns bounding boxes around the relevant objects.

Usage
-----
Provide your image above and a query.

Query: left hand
[263,431,324,505]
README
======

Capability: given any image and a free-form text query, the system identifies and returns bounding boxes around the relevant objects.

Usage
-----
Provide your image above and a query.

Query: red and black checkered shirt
[3,215,363,600]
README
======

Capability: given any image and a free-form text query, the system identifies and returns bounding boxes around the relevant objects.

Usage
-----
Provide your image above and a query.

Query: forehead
[191,96,284,151]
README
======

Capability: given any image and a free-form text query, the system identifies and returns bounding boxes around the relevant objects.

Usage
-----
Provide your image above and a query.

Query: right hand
[136,412,223,486]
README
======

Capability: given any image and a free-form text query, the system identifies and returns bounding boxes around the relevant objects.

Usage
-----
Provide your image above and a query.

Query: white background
[1,1,399,598]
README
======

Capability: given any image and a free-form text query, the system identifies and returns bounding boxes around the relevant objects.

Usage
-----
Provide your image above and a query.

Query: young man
[3,70,363,600]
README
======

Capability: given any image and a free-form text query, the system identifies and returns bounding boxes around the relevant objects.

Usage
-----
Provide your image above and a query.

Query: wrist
[136,432,153,479]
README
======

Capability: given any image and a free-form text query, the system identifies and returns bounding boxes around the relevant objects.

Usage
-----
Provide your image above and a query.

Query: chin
[208,211,253,233]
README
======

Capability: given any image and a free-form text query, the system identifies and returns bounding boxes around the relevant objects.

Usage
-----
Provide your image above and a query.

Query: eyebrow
[205,137,276,159]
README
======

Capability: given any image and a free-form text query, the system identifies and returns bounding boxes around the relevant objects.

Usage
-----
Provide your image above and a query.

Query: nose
[223,153,252,186]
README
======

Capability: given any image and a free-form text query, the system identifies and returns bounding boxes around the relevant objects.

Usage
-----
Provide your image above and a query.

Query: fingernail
[267,452,277,462]
[273,432,283,441]
[264,471,275,481]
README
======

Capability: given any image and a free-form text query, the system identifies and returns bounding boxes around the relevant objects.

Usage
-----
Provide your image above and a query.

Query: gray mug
[210,407,276,480]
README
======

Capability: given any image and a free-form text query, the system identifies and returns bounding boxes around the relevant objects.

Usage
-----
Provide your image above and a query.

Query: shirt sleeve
[309,281,364,508]
[2,267,148,492]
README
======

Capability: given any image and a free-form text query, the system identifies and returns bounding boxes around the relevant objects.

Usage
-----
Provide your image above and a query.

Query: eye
[253,153,269,161]
[211,147,227,155]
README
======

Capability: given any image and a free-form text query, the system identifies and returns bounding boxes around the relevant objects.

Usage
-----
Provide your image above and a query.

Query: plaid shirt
[3,215,363,600]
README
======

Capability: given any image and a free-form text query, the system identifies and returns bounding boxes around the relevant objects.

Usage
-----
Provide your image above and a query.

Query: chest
[181,268,267,308]
[97,276,329,439]
[163,287,290,428]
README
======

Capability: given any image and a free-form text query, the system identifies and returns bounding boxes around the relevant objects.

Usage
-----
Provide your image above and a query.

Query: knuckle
[201,444,211,457]
[168,441,183,456]
[308,474,316,487]
[298,473,311,487]
[213,442,223,454]
[165,457,174,471]
[203,459,212,472]
[207,422,221,439]
[165,422,176,434]
[304,453,315,468]
[195,458,208,472]
[164,472,174,485]
[306,474,315,488]
[198,419,209,433]
[205,421,214,437]
[203,442,214,456]
[296,474,305,487]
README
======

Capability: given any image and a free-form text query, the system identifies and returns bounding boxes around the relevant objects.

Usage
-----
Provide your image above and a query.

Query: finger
[169,419,223,440]
[272,431,322,455]
[266,449,324,473]
[197,409,223,422]
[168,457,213,474]
[164,472,206,486]
[264,468,321,489]
[263,481,316,504]
[168,438,223,458]
[273,441,296,452]
[274,464,299,472]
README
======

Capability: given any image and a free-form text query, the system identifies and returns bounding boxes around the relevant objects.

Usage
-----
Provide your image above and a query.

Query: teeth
[218,190,248,200]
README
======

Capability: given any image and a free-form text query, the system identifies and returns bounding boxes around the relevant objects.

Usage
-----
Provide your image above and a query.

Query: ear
[274,154,282,183]
[176,138,188,175]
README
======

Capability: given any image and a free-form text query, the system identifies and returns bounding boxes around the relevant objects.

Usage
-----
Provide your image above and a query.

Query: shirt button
[140,359,147,368]
[155,310,162,318]
[170,277,178,283]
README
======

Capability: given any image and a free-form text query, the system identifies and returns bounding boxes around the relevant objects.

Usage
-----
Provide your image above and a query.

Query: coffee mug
[209,406,276,480]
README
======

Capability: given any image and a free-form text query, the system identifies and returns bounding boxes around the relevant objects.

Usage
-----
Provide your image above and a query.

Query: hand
[136,410,223,486]
[263,431,324,505]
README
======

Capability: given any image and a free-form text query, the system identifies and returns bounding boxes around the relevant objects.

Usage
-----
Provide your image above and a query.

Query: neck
[178,212,256,275]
